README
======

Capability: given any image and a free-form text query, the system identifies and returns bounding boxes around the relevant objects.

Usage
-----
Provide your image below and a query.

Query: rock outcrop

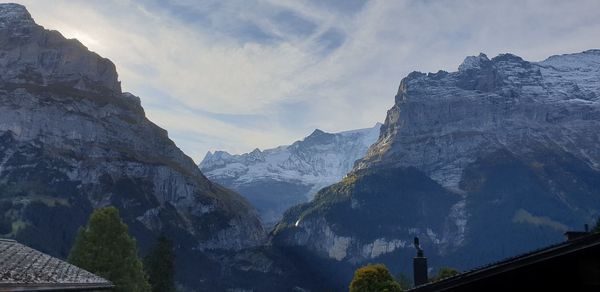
[0,4,120,94]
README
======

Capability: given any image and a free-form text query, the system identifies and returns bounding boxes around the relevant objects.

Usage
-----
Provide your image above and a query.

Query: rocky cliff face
[0,4,120,94]
[359,51,600,190]
[273,50,600,289]
[200,124,380,225]
[0,4,268,290]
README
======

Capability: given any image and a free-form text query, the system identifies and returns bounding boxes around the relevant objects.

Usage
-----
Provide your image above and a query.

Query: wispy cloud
[17,0,600,161]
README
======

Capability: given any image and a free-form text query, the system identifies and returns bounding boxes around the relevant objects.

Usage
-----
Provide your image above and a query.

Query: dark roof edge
[409,232,600,291]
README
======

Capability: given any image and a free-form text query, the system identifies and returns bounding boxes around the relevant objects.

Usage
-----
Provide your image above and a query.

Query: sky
[17,0,600,162]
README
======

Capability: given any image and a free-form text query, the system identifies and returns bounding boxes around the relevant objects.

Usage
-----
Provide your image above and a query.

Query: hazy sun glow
[61,29,101,48]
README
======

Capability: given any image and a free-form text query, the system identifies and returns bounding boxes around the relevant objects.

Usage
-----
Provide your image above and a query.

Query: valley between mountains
[1,3,599,291]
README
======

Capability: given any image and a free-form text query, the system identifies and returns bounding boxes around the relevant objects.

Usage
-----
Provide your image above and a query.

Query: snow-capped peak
[198,123,381,224]
[200,124,381,186]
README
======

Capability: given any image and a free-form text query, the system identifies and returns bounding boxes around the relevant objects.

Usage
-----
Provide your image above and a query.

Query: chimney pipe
[413,237,428,286]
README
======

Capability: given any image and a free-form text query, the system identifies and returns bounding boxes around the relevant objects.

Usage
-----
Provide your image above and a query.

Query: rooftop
[0,238,113,291]
[409,232,600,291]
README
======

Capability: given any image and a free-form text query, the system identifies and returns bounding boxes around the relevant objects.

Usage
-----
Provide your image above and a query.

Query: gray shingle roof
[0,239,113,291]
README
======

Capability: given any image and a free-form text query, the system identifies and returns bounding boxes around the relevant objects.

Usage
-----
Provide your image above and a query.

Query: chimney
[564,224,591,241]
[413,237,428,286]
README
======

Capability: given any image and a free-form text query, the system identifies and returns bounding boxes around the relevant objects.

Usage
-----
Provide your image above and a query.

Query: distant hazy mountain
[273,50,600,289]
[199,124,381,225]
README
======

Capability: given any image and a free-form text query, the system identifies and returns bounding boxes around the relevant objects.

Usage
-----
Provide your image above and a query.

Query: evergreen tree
[68,207,150,292]
[349,264,403,292]
[144,235,176,292]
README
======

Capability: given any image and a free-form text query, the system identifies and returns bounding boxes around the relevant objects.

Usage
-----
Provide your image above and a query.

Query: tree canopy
[144,235,176,292]
[593,219,600,233]
[432,267,460,282]
[395,272,413,290]
[349,264,403,292]
[68,206,150,292]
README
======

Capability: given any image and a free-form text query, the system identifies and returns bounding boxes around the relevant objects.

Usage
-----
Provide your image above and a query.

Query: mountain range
[273,49,600,289]
[199,124,380,225]
[2,3,600,291]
